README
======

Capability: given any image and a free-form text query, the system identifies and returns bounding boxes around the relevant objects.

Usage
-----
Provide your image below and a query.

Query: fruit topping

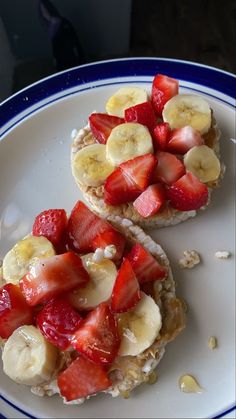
[167,172,208,211]
[133,184,166,217]
[20,252,89,306]
[111,258,141,313]
[152,151,185,185]
[151,74,179,116]
[89,113,124,144]
[71,302,120,364]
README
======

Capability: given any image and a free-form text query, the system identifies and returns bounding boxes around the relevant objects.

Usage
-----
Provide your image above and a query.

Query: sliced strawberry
[89,113,124,144]
[37,298,82,350]
[104,167,141,205]
[0,284,33,339]
[120,153,157,190]
[20,252,90,306]
[111,258,141,313]
[71,302,120,364]
[151,74,179,116]
[57,356,111,401]
[167,126,204,154]
[32,209,67,252]
[92,229,126,262]
[152,151,185,185]
[133,183,166,218]
[126,243,167,284]
[124,101,157,134]
[67,201,112,252]
[153,122,170,150]
[167,172,208,211]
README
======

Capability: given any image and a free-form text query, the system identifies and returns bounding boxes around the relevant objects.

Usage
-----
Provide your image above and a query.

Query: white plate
[0,58,235,419]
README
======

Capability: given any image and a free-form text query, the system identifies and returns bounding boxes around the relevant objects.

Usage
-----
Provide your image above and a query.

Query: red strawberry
[133,184,166,218]
[124,101,157,134]
[120,153,157,190]
[0,284,33,339]
[37,298,82,350]
[89,113,124,144]
[32,209,67,251]
[111,258,141,313]
[71,302,120,365]
[104,167,141,205]
[167,126,204,154]
[126,243,167,284]
[20,252,90,306]
[67,201,112,252]
[152,151,185,185]
[57,356,111,401]
[167,172,208,211]
[151,74,179,116]
[92,229,126,262]
[104,154,157,206]
[153,122,170,150]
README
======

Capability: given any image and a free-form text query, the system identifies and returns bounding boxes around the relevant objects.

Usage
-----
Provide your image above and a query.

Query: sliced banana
[106,122,153,166]
[2,236,55,285]
[163,94,211,135]
[117,292,162,356]
[2,325,58,386]
[106,86,148,117]
[72,143,115,187]
[68,253,117,310]
[184,145,221,183]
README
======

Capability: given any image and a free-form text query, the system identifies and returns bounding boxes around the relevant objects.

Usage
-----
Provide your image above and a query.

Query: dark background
[0,0,235,102]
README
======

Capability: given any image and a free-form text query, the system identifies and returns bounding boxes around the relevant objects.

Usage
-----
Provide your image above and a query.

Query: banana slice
[163,94,211,134]
[2,236,55,285]
[2,325,58,386]
[117,292,162,356]
[106,122,154,166]
[72,143,115,187]
[106,86,148,117]
[184,145,221,183]
[68,253,117,310]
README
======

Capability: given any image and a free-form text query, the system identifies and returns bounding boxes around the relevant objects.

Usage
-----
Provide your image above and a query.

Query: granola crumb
[120,390,130,399]
[147,371,158,385]
[215,251,231,259]
[208,336,218,349]
[179,250,201,269]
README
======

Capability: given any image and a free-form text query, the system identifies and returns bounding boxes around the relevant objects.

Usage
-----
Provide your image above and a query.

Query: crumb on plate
[179,250,201,269]
[208,336,218,349]
[215,251,231,259]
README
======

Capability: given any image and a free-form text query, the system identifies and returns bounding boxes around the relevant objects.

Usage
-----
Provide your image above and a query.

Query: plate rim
[1,57,235,133]
[0,56,235,419]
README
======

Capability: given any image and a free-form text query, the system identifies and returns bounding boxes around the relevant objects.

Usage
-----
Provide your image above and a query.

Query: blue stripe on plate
[0,395,37,419]
[0,58,235,129]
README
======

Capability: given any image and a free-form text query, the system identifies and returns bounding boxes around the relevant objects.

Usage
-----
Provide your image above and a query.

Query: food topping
[178,250,201,269]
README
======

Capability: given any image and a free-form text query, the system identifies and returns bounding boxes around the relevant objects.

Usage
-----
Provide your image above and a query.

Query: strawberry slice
[89,113,124,144]
[133,184,166,218]
[58,356,111,401]
[151,74,179,116]
[111,258,141,313]
[0,284,34,339]
[20,252,90,306]
[104,167,141,205]
[152,151,185,185]
[126,243,167,284]
[67,201,112,252]
[167,126,204,154]
[32,209,67,252]
[71,302,120,364]
[124,101,157,134]
[104,154,157,206]
[167,172,208,211]
[37,298,82,350]
[92,229,126,262]
[153,122,170,150]
[120,153,157,190]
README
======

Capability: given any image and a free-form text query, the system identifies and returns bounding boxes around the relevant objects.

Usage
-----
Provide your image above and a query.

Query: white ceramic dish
[0,58,235,419]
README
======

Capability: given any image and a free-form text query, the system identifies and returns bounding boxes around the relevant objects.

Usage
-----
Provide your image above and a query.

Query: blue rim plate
[0,58,235,418]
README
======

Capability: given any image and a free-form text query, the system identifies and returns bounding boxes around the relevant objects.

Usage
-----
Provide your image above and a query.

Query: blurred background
[0,0,235,102]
